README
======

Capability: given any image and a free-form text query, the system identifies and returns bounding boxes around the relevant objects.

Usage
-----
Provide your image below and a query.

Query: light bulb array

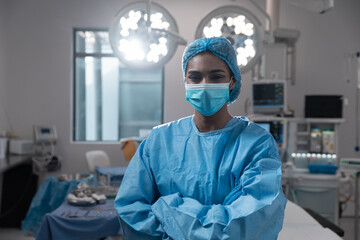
[291,153,337,159]
[202,14,257,68]
[114,9,171,63]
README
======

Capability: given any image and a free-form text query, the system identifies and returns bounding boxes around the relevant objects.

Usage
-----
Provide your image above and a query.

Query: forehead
[186,52,230,74]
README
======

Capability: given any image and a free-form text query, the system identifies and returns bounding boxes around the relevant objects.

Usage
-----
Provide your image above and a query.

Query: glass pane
[74,58,86,141]
[74,30,163,142]
[119,67,163,82]
[75,30,112,54]
[84,56,98,141]
[118,67,162,138]
[75,56,120,141]
[119,82,162,121]
[101,58,120,141]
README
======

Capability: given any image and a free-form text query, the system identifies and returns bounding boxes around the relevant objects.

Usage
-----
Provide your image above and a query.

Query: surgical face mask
[185,83,230,116]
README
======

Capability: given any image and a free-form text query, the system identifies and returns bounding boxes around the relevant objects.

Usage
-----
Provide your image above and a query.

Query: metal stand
[339,161,360,240]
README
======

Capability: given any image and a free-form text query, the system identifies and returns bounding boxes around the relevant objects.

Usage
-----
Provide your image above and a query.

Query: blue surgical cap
[182,37,242,104]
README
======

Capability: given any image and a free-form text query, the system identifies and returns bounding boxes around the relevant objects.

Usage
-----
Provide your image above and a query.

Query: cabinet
[288,173,340,224]
[287,118,344,166]
[285,118,344,225]
[0,155,38,227]
[250,117,344,224]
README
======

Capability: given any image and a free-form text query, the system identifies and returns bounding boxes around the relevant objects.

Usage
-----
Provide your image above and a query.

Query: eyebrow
[209,69,226,74]
[187,69,227,75]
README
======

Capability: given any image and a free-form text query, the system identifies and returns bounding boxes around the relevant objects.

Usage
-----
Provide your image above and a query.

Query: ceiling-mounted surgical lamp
[109,1,186,69]
[195,5,265,74]
[288,0,334,14]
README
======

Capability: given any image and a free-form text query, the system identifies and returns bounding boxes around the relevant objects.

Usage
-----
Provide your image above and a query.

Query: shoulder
[233,117,277,155]
[142,116,193,151]
[151,116,193,134]
[233,116,272,137]
[144,116,193,144]
[232,117,280,162]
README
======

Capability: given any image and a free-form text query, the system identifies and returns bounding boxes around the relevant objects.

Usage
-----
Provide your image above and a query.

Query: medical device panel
[252,79,287,115]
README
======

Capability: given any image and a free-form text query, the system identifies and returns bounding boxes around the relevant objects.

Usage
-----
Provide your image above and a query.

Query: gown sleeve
[115,131,286,240]
[150,135,287,240]
[114,138,168,240]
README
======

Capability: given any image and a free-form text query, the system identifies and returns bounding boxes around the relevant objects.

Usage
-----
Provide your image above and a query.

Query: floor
[0,218,357,240]
[0,228,123,240]
[0,228,35,240]
[340,217,358,240]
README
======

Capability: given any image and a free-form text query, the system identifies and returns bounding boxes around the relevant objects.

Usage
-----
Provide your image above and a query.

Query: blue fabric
[36,200,121,240]
[95,166,127,181]
[22,174,95,237]
[185,83,230,116]
[182,37,241,104]
[115,116,287,240]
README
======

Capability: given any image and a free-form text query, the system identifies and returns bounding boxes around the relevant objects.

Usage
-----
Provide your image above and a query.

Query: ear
[229,76,236,91]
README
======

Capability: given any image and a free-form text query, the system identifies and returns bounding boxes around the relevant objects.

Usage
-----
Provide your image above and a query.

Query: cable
[344,52,360,151]
[356,52,360,151]
[338,173,353,216]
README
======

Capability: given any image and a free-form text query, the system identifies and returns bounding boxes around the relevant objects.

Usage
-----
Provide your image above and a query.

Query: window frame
[72,27,165,143]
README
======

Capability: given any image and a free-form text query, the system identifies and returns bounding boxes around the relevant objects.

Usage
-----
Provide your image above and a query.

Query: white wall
[0,0,8,132]
[279,0,360,159]
[1,0,360,174]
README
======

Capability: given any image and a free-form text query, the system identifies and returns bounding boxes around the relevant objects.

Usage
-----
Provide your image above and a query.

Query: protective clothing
[182,37,241,104]
[115,116,287,240]
[185,83,230,116]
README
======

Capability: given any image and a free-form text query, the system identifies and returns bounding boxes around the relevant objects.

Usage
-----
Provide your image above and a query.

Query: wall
[2,0,360,175]
[0,0,8,132]
[279,0,360,159]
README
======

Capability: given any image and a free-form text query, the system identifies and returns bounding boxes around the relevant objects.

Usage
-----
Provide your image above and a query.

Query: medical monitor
[34,125,57,144]
[252,80,286,115]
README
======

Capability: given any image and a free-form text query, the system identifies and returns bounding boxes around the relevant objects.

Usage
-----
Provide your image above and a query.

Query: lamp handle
[150,28,187,45]
[248,0,274,43]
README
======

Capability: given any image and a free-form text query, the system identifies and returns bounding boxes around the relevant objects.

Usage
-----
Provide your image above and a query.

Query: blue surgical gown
[115,116,287,240]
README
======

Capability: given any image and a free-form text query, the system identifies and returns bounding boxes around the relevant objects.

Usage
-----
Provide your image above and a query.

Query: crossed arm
[115,139,286,240]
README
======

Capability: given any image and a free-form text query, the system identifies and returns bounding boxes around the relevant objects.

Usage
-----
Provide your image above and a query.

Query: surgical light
[109,1,186,69]
[195,6,264,73]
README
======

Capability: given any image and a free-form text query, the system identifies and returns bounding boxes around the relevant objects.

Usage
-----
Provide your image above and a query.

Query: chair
[120,137,143,161]
[85,150,111,172]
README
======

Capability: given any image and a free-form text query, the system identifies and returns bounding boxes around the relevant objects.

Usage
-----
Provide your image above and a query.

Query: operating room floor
[0,219,358,240]
[0,228,34,240]
[339,217,359,240]
[0,228,123,240]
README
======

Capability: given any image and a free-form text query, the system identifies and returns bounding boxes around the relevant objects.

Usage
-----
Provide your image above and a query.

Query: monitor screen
[252,81,285,114]
[41,128,51,134]
[34,125,57,143]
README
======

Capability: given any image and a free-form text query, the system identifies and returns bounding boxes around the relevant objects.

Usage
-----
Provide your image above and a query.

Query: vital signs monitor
[252,80,287,115]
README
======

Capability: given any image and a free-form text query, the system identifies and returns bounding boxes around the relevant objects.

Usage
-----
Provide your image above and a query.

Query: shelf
[304,118,345,124]
[250,117,345,124]
[297,132,309,136]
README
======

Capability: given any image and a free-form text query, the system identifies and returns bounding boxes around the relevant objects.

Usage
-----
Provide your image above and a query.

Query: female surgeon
[115,37,287,240]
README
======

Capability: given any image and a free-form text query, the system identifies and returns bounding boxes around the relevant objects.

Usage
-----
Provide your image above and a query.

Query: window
[73,29,163,142]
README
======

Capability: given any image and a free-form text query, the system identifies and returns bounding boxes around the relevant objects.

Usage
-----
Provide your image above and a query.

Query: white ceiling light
[195,6,264,73]
[109,1,186,69]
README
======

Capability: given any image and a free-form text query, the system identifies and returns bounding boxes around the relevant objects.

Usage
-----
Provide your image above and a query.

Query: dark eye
[210,75,225,81]
[187,75,202,83]
[213,75,224,79]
